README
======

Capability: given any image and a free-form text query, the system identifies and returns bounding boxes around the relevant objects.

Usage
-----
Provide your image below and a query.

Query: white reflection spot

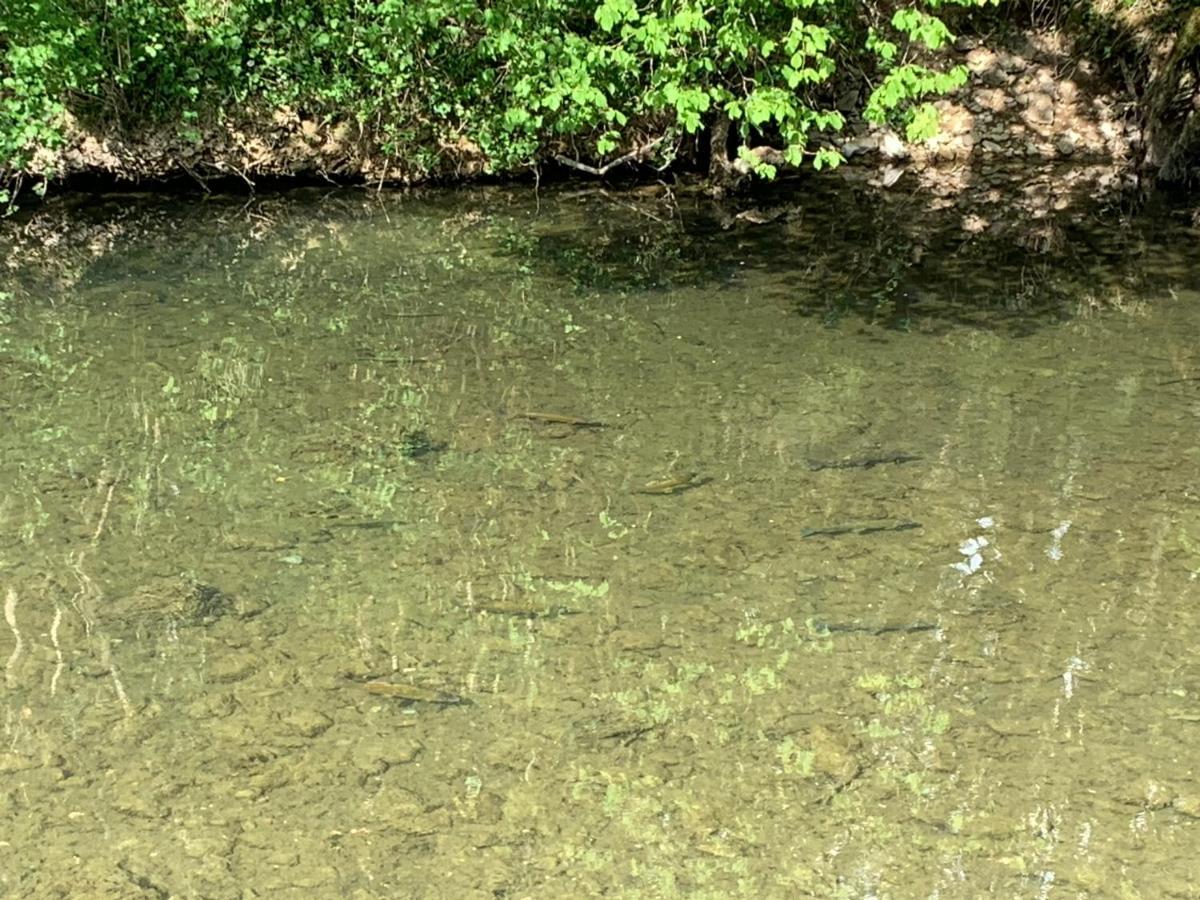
[1047,520,1071,561]
[1062,655,1088,699]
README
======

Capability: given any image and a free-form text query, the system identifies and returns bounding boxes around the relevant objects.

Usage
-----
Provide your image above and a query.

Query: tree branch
[553,134,667,176]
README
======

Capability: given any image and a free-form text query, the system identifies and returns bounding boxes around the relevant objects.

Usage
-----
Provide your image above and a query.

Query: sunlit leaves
[905,102,942,141]
[661,83,710,132]
[866,27,899,64]
[865,63,969,124]
[671,3,710,34]
[595,0,638,32]
[737,144,775,178]
[891,9,955,50]
[1,0,995,185]
[812,146,842,170]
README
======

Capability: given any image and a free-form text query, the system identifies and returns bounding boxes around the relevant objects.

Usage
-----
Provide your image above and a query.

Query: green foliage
[1,0,998,187]
[0,7,93,179]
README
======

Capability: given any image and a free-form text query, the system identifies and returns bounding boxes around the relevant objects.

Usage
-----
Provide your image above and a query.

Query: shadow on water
[1,179,1200,897]
[493,178,1195,336]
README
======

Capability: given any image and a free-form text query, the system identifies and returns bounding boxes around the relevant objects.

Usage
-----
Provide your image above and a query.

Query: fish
[807,452,920,472]
[362,681,467,705]
[514,412,606,428]
[801,520,921,538]
[636,472,711,495]
[810,620,938,636]
[468,597,579,618]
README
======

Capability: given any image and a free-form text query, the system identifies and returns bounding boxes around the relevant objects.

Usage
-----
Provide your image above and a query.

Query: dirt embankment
[828,29,1142,246]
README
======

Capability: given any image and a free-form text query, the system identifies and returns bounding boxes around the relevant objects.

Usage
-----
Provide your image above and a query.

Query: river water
[1,182,1198,898]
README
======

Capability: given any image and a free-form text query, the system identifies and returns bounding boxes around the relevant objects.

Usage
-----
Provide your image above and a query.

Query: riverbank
[5,3,1196,213]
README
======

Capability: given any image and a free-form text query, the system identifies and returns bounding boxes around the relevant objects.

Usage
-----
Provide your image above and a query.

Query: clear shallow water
[1,183,1199,898]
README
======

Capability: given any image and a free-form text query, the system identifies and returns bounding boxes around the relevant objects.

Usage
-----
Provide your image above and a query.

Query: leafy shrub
[0,0,998,191]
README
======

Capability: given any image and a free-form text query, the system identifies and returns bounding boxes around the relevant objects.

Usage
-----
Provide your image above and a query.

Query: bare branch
[553,134,668,177]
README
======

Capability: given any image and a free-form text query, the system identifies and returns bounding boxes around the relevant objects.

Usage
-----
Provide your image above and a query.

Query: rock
[283,708,334,738]
[1055,135,1077,157]
[836,88,860,112]
[1014,73,1039,94]
[350,736,423,775]
[965,48,997,72]
[807,724,862,788]
[878,164,906,187]
[186,691,237,720]
[980,139,1004,154]
[878,131,908,159]
[1174,795,1200,818]
[935,141,969,162]
[941,106,974,135]
[0,752,38,773]
[113,793,171,820]
[975,88,1010,112]
[1131,778,1174,810]
[1022,94,1055,125]
[208,651,257,683]
[961,213,989,234]
[981,68,1012,88]
[840,136,877,158]
[998,53,1026,73]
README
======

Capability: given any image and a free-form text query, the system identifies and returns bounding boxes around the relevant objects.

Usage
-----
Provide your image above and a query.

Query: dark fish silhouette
[807,452,920,472]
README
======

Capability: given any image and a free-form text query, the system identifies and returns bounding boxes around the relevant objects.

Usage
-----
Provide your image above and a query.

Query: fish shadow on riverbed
[800,519,922,539]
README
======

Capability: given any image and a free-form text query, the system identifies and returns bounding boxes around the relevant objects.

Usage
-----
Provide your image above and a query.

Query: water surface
[1,183,1198,898]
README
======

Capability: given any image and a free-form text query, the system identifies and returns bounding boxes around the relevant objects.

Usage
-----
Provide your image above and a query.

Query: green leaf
[812,147,843,170]
[905,103,941,141]
[596,0,638,32]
